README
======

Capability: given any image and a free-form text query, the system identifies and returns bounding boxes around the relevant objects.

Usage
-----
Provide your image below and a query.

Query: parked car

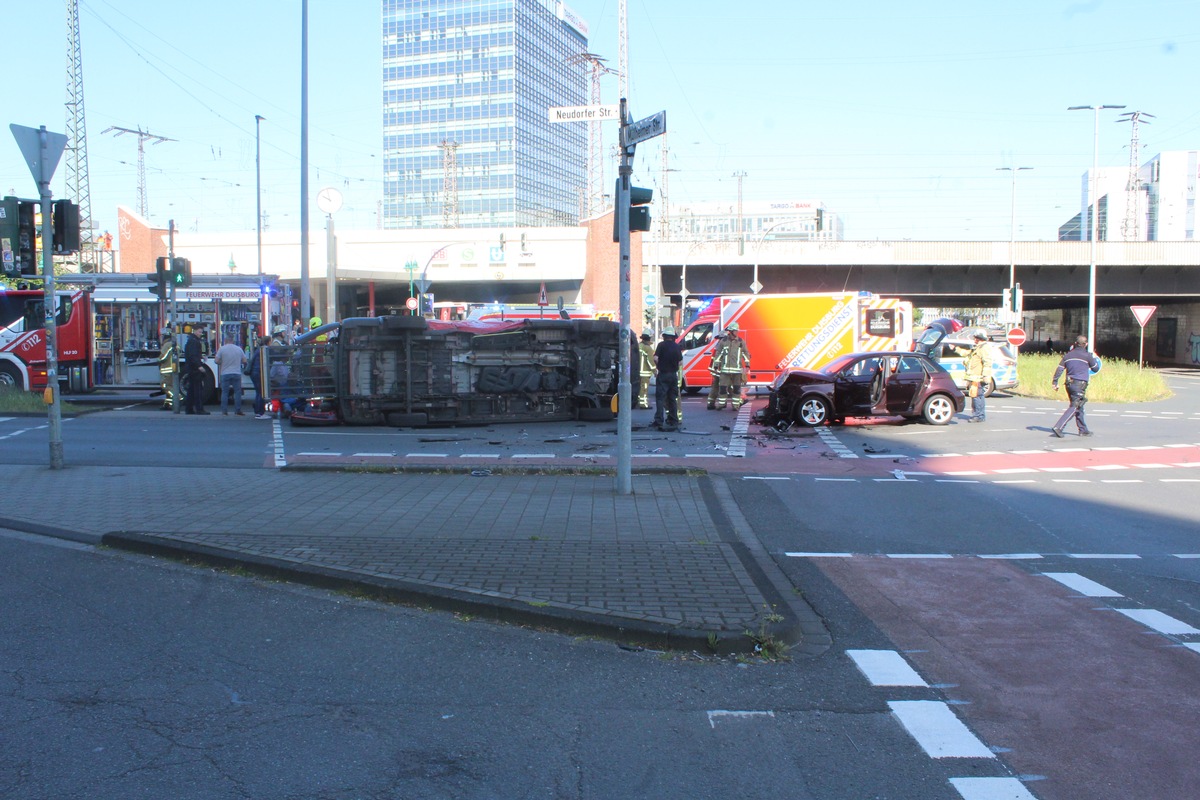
[755,351,965,428]
[914,319,1019,396]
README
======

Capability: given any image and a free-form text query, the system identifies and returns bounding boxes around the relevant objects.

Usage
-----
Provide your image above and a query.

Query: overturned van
[269,315,620,427]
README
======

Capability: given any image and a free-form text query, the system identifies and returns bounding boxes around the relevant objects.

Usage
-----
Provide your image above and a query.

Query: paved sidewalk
[0,464,828,655]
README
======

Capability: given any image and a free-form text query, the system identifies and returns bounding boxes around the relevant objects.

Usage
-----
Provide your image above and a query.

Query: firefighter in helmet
[157,326,176,410]
[710,321,751,410]
[637,328,656,409]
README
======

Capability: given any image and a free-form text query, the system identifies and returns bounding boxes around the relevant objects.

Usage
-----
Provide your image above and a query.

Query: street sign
[405,296,418,310]
[548,104,619,123]
[11,124,67,185]
[538,282,548,306]
[1130,305,1157,327]
[644,294,656,307]
[1006,327,1027,347]
[622,110,666,148]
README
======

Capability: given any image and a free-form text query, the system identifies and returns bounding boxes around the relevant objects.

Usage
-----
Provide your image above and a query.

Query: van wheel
[983,378,996,397]
[922,394,956,425]
[795,395,831,427]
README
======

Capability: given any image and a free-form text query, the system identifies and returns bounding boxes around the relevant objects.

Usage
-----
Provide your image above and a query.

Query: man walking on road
[1050,334,1100,438]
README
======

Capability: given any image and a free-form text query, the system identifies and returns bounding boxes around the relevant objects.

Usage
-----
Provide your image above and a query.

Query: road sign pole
[615,99,633,496]
[12,124,68,469]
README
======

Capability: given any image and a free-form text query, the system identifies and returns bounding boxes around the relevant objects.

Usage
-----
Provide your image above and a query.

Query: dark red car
[756,351,965,428]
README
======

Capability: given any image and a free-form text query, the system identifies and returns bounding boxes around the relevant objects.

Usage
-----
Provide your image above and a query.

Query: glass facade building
[382,0,590,229]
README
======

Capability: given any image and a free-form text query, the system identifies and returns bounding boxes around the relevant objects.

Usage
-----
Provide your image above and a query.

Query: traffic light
[0,196,17,278]
[16,199,38,276]
[421,292,435,316]
[1003,284,1023,313]
[612,180,654,242]
[52,200,81,254]
[149,257,170,298]
[171,257,192,287]
[629,184,653,233]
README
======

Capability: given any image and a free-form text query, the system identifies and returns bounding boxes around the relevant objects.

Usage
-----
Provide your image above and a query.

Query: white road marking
[1068,554,1140,559]
[409,453,448,458]
[949,777,1039,800]
[1114,609,1200,635]
[886,553,953,559]
[1042,573,1123,597]
[742,475,790,480]
[978,553,1043,560]
[847,649,929,687]
[785,552,854,558]
[706,710,775,728]
[511,453,555,459]
[351,452,393,457]
[888,701,995,759]
[459,454,501,459]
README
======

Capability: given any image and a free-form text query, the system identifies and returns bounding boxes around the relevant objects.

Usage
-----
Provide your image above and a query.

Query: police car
[914,319,1019,397]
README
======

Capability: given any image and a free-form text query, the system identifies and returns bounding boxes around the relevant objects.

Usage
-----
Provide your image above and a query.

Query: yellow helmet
[309,316,322,329]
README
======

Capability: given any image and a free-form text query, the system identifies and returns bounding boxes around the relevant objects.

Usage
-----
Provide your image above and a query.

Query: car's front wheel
[794,395,831,427]
[922,393,956,425]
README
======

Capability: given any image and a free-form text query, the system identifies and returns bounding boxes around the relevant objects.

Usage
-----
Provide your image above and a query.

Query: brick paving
[0,464,823,654]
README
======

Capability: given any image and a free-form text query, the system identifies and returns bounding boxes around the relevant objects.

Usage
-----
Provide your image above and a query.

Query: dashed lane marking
[1042,573,1123,597]
[847,649,929,687]
[706,710,775,728]
[888,700,996,759]
[1114,609,1200,636]
[950,777,1040,800]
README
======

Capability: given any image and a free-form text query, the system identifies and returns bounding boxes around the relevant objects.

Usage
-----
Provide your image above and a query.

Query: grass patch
[1010,353,1172,404]
[0,386,89,414]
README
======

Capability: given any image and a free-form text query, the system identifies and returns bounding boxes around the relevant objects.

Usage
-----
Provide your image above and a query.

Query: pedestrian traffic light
[171,256,192,287]
[421,292,434,316]
[52,200,81,254]
[149,256,170,298]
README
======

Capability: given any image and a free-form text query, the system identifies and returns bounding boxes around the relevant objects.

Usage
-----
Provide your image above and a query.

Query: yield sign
[10,124,67,185]
[1130,305,1157,327]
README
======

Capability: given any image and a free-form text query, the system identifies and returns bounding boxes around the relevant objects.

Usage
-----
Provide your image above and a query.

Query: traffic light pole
[615,100,634,495]
[39,174,64,469]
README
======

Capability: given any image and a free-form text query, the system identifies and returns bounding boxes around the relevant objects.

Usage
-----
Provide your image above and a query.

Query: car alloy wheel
[922,394,955,425]
[796,395,830,427]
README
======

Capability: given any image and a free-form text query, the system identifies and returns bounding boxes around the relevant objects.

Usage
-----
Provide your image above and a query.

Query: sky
[5,0,1199,245]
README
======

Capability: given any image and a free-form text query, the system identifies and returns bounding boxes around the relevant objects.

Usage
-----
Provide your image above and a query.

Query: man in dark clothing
[652,328,682,430]
[183,327,210,415]
[1050,334,1100,438]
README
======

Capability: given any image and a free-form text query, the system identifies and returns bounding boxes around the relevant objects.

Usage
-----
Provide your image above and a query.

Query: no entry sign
[1006,327,1027,347]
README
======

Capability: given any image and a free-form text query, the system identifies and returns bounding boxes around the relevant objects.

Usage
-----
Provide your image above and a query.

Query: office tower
[382,0,590,229]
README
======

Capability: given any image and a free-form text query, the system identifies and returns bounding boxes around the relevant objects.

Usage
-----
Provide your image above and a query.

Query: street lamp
[996,166,1032,300]
[1068,104,1125,349]
[255,115,264,278]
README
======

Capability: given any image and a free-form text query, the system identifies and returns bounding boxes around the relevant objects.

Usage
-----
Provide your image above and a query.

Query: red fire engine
[0,288,94,393]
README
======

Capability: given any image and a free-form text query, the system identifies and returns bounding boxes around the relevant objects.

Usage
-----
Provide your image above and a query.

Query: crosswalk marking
[1115,609,1200,636]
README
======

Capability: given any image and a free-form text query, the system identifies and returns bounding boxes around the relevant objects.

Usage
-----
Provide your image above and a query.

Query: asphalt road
[2,368,1198,799]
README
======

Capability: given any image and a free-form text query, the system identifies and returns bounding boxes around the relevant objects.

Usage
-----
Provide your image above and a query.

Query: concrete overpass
[648,240,1200,310]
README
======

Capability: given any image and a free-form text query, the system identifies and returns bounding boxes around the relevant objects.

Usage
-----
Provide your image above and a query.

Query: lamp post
[1068,104,1125,349]
[255,114,267,332]
[997,166,1032,316]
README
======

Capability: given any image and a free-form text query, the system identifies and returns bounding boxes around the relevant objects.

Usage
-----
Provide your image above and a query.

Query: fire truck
[1,273,280,401]
[675,292,914,394]
[273,314,621,427]
[0,288,94,393]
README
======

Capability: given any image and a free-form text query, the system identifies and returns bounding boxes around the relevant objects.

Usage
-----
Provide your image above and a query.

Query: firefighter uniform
[637,332,656,409]
[157,328,175,409]
[711,323,751,409]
